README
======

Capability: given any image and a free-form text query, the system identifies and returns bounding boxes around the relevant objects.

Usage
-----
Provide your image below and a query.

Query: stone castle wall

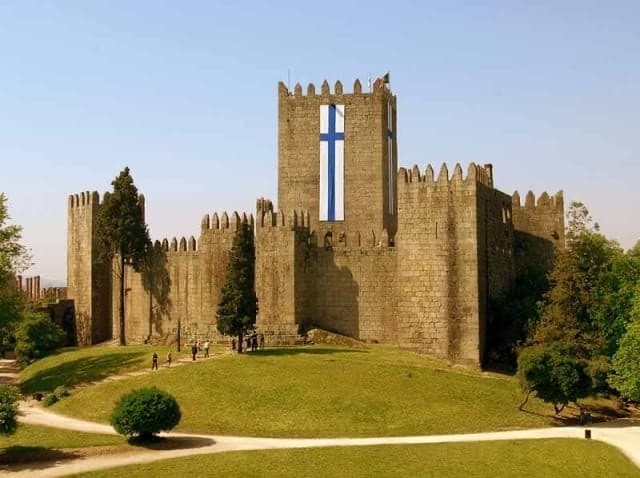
[66,80,566,366]
[278,80,397,238]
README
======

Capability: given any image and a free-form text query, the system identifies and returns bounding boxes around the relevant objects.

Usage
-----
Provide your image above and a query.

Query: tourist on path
[191,343,197,361]
[251,333,258,352]
[260,333,265,350]
[204,340,210,358]
[166,350,172,367]
[151,352,158,371]
[231,338,236,351]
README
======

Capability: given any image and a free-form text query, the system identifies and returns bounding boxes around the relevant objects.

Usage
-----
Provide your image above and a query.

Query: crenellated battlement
[155,236,198,253]
[200,211,253,232]
[68,191,102,208]
[279,78,393,99]
[397,162,494,190]
[512,190,563,210]
[257,208,311,230]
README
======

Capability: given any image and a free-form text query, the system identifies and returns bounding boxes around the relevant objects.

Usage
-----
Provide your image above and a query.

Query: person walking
[251,333,258,352]
[196,338,201,355]
[191,343,197,361]
[166,350,172,368]
[231,337,236,352]
[204,340,210,358]
[260,333,265,350]
[151,352,159,371]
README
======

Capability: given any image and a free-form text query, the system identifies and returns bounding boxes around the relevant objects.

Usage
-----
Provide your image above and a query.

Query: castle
[67,79,564,365]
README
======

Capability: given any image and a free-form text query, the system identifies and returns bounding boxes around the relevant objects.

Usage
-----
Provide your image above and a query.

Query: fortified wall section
[395,163,487,364]
[113,212,247,344]
[67,191,112,345]
[511,190,565,275]
[278,80,397,237]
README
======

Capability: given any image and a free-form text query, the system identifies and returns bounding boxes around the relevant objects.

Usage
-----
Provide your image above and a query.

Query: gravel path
[9,402,640,477]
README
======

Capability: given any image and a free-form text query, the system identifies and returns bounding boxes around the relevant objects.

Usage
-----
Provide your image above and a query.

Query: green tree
[14,311,65,362]
[216,219,257,353]
[531,202,622,359]
[110,387,181,441]
[609,320,640,402]
[0,193,31,351]
[96,168,151,345]
[0,193,31,290]
[0,385,20,435]
[517,343,591,414]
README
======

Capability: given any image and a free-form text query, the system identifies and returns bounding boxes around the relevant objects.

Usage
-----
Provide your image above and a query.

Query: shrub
[517,343,591,414]
[43,393,59,407]
[54,385,70,399]
[110,387,181,441]
[14,312,65,362]
[0,385,20,435]
[609,320,640,402]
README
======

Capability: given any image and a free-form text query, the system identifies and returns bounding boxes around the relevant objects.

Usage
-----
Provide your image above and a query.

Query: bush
[43,393,59,407]
[14,312,65,362]
[110,387,181,441]
[54,385,70,399]
[0,384,20,435]
[609,320,640,402]
[517,343,591,414]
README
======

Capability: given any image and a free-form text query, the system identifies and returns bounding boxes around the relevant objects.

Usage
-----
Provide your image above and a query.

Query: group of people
[191,339,210,361]
[231,332,265,352]
[152,332,265,369]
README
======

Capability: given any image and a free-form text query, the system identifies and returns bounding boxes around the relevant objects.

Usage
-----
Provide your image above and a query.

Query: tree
[14,311,66,362]
[0,385,20,435]
[216,219,257,353]
[609,320,640,402]
[0,193,31,350]
[110,387,181,441]
[531,202,622,359]
[0,193,31,290]
[517,343,591,414]
[96,168,151,345]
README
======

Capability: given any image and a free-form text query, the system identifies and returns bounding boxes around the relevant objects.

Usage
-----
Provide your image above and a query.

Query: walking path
[10,403,640,477]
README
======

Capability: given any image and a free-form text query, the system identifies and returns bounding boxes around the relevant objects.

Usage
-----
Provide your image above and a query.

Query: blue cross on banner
[387,102,395,214]
[319,104,345,221]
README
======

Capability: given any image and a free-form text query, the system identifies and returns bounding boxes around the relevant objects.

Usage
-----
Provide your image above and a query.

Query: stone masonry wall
[512,190,565,275]
[395,163,489,364]
[67,191,111,345]
[278,80,397,238]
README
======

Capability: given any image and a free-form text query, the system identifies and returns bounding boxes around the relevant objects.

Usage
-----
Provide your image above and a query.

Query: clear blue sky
[1,1,639,282]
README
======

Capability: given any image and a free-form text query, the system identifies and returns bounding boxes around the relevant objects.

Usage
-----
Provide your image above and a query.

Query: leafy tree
[14,311,65,362]
[0,193,31,290]
[0,193,31,351]
[517,343,591,414]
[531,202,622,359]
[609,320,640,402]
[216,219,257,353]
[0,385,20,435]
[96,168,151,345]
[110,387,181,441]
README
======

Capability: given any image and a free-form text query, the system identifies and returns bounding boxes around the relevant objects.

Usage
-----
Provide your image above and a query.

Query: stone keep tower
[277,79,398,239]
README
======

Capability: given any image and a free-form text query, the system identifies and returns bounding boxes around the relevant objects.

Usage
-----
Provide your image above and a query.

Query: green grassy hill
[33,345,559,437]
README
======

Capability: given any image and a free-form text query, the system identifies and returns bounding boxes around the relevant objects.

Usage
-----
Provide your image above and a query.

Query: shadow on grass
[248,347,368,357]
[0,446,81,468]
[128,435,215,450]
[20,351,147,394]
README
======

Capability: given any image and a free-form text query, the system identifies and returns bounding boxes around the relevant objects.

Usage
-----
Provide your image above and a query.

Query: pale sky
[1,1,638,282]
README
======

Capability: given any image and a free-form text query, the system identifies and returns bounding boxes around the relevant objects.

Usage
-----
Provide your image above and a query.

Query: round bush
[43,393,59,407]
[54,385,70,399]
[0,385,20,435]
[110,387,181,440]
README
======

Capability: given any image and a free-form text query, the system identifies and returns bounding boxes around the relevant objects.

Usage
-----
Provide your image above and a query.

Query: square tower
[277,79,397,239]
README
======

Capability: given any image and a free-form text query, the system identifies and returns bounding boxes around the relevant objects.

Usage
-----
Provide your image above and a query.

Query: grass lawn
[0,424,125,465]
[19,344,190,394]
[74,439,640,478]
[53,345,557,437]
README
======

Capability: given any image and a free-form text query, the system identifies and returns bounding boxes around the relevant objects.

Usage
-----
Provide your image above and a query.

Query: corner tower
[277,79,398,238]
